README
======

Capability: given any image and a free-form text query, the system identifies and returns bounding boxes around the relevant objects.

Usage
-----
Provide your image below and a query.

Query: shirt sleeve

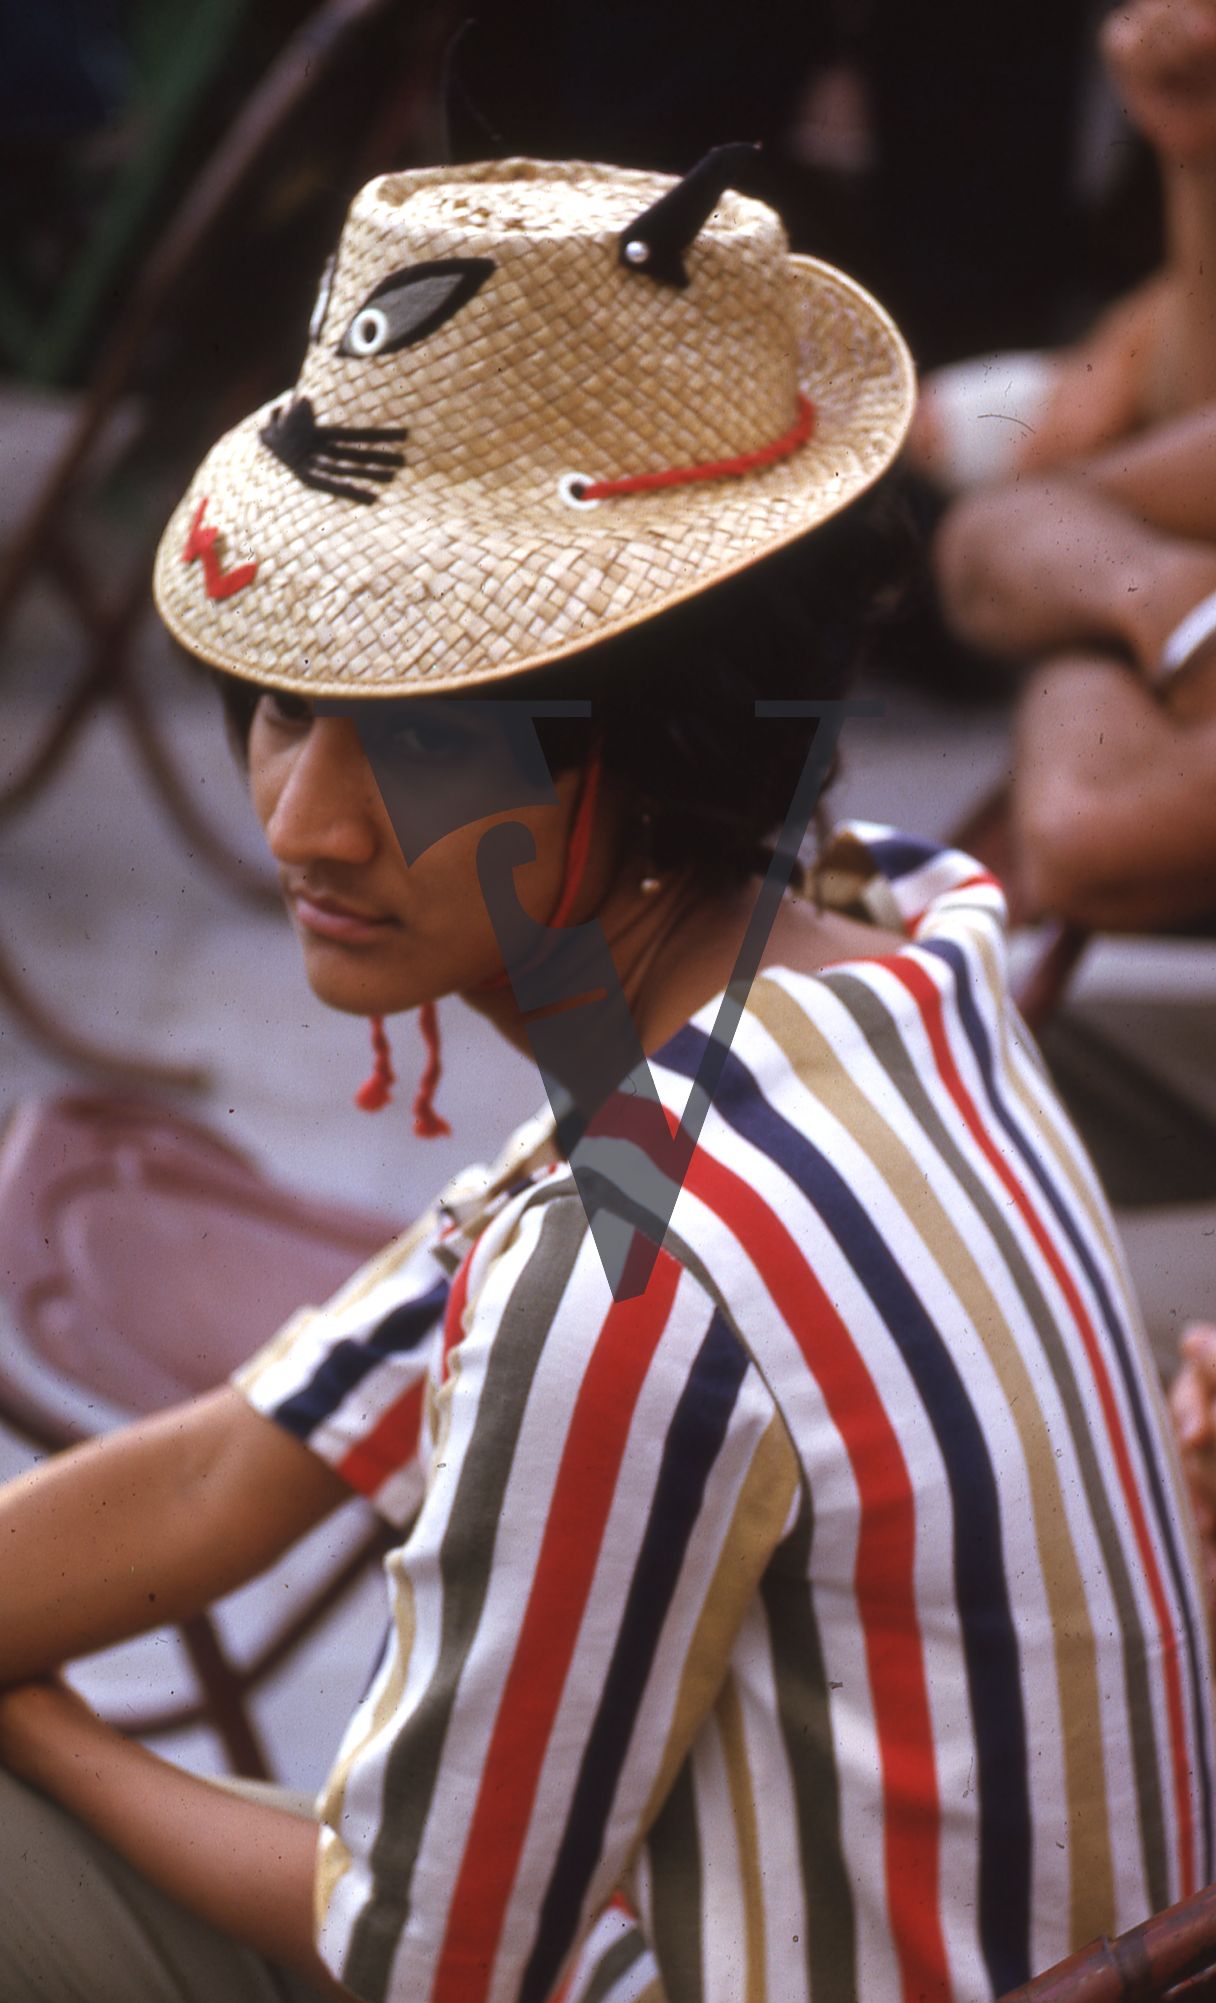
[312,1184,800,2003]
[233,1210,450,1529]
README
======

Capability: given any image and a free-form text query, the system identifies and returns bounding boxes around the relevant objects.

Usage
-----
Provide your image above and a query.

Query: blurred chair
[0,0,450,1090]
[0,1093,399,1778]
[998,1880,1216,2000]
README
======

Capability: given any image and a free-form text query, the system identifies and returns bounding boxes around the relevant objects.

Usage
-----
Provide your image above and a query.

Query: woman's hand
[0,1672,350,1996]
[1170,1324,1216,1617]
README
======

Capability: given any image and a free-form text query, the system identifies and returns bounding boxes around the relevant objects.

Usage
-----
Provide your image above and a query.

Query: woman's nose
[261,717,382,867]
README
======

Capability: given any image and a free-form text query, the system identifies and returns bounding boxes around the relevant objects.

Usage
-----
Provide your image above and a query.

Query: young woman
[0,154,1209,2003]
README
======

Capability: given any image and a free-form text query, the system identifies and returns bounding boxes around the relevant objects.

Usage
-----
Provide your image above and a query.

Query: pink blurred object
[0,1093,398,1775]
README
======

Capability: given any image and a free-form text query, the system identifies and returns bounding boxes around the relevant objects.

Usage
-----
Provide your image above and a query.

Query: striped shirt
[237,824,1214,2003]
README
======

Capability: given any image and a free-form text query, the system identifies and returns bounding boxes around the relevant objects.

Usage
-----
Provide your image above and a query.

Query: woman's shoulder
[810,820,1008,951]
[664,823,1013,1104]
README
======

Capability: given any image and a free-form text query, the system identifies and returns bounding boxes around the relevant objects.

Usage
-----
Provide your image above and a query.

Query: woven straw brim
[153,255,913,699]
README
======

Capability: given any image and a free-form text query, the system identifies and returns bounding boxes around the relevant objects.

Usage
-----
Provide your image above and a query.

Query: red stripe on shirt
[336,1380,425,1497]
[686,1147,951,2003]
[905,873,1002,935]
[890,953,1196,1895]
[442,1250,473,1380]
[431,1251,682,2003]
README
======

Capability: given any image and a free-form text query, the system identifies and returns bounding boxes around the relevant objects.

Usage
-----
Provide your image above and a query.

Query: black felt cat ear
[338,258,494,359]
[617,143,763,290]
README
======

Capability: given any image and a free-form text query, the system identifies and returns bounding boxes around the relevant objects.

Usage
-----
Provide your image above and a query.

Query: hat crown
[295,158,800,487]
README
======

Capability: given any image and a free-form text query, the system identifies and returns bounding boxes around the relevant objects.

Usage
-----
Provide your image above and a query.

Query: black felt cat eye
[338,258,494,359]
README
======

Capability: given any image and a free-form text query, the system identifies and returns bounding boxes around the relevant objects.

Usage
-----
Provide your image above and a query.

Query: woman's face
[247,690,588,1018]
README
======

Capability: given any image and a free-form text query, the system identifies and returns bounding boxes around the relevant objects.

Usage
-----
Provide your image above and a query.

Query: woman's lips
[290,892,400,944]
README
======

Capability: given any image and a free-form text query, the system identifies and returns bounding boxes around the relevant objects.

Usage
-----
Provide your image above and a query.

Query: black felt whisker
[296,469,380,504]
[258,395,410,505]
[322,425,409,444]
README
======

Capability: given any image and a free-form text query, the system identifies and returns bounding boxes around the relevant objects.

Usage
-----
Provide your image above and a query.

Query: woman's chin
[297,939,425,1018]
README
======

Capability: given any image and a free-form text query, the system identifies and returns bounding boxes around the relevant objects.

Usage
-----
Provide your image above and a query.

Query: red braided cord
[355,744,603,1127]
[578,393,815,502]
[478,745,604,995]
[545,745,602,929]
[412,998,451,1138]
[355,1014,396,1111]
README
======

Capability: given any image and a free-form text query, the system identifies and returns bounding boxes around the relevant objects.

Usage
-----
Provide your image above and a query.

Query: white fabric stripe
[600,1951,665,2003]
[501,1262,782,1997]
[833,823,1005,935]
[730,1598,812,2003]
[385,1198,582,1999]
[481,1231,643,2003]
[887,923,1207,1913]
[691,1710,750,2003]
[558,1904,640,2003]
[753,956,1134,1963]
[678,1072,962,1569]
[321,1204,558,1992]
[663,1166,870,1591]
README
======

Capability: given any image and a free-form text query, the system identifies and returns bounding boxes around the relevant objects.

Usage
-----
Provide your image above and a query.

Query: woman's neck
[464,863,904,1064]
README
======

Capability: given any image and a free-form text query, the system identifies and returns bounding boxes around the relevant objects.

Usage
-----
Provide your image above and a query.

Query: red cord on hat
[574,393,815,502]
[477,743,603,995]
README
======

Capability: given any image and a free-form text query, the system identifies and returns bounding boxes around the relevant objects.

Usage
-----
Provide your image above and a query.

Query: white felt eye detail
[308,256,335,343]
[345,306,390,356]
[557,472,601,510]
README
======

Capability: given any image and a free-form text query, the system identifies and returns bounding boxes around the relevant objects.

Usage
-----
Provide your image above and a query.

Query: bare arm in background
[934,431,1216,928]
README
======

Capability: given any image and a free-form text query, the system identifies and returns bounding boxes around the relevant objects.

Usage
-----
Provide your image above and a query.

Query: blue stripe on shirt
[925,935,1215,1880]
[273,1276,449,1441]
[521,1305,749,2003]
[662,1020,1033,1997]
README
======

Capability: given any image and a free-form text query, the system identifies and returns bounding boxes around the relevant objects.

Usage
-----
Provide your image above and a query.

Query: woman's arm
[1080,404,1216,544]
[0,1385,350,1684]
[1012,651,1216,929]
[934,471,1216,671]
[0,1677,352,1998]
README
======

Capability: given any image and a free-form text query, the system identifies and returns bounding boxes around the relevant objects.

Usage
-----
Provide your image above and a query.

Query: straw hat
[153,152,914,700]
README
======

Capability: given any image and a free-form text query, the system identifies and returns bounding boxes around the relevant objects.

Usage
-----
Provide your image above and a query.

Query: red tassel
[412,999,451,1138]
[355,1016,396,1111]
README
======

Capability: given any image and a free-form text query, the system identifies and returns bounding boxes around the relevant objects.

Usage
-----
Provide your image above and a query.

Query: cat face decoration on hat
[153,150,915,699]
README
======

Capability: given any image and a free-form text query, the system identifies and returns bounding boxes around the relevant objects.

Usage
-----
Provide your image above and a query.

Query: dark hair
[215,477,913,885]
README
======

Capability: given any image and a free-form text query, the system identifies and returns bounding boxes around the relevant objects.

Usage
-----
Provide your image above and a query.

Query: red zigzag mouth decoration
[182,498,258,600]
